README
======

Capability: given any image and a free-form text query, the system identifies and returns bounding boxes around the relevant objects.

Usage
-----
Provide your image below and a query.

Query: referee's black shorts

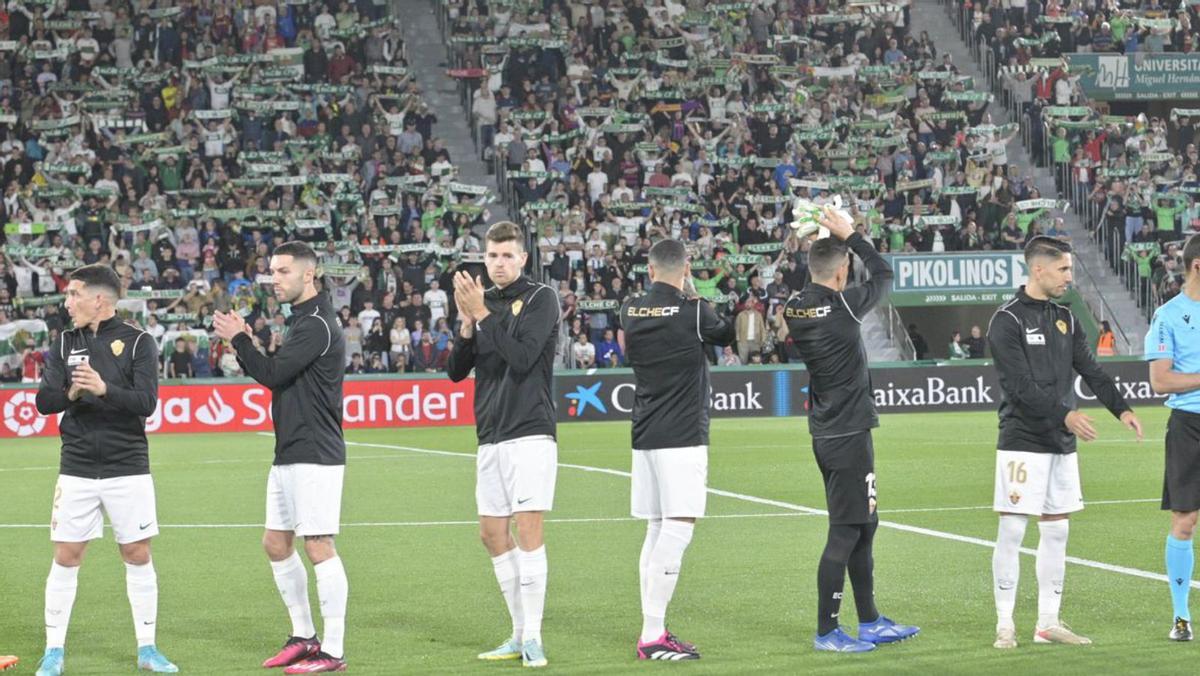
[1163,409,1200,512]
[813,431,878,525]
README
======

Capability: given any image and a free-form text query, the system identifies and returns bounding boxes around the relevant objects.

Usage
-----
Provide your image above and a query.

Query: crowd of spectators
[444,0,1078,367]
[0,0,506,381]
[967,0,1200,318]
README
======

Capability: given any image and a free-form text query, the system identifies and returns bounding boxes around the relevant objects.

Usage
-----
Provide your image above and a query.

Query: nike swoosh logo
[664,571,679,576]
[139,522,153,530]
[517,497,532,505]
[70,348,87,354]
[1025,328,1039,334]
[143,621,155,625]
[520,581,534,587]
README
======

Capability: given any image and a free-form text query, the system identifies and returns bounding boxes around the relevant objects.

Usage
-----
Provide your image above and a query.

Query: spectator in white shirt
[423,279,448,321]
[572,332,595,368]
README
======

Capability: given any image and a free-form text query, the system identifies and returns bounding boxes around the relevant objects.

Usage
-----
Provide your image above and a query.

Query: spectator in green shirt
[1052,127,1072,164]
[1154,195,1185,235]
[692,267,724,297]
[157,153,183,192]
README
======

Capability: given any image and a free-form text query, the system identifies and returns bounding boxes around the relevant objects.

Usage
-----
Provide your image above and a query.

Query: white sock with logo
[518,546,548,644]
[639,520,662,610]
[1036,519,1070,629]
[126,560,158,648]
[270,551,316,639]
[491,549,523,644]
[641,520,694,643]
[314,557,348,659]
[993,514,1027,632]
[45,561,79,650]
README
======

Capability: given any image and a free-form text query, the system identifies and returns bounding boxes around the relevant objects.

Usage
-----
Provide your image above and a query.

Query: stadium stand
[0,0,1183,379]
[947,0,1200,323]
[434,0,1154,367]
[0,0,507,381]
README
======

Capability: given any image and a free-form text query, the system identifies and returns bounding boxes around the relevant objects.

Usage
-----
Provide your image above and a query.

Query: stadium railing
[883,302,918,361]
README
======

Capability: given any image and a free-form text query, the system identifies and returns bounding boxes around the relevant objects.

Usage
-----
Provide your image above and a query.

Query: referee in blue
[1147,235,1200,642]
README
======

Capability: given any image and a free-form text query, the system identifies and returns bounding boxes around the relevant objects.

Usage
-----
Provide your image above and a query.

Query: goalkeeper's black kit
[784,232,893,439]
[36,316,158,479]
[783,232,893,525]
[231,292,347,466]
[619,282,736,450]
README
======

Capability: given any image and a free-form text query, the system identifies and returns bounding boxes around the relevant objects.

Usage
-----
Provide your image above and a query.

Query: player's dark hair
[648,238,688,273]
[486,221,525,251]
[808,238,850,281]
[1024,236,1072,264]
[1183,235,1200,277]
[273,241,318,266]
[68,263,121,299]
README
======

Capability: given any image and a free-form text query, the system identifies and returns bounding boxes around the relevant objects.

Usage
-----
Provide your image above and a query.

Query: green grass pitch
[0,408,1193,674]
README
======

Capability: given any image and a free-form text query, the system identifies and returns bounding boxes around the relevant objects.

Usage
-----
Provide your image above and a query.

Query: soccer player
[212,241,349,673]
[447,222,560,668]
[33,264,177,675]
[987,236,1143,649]
[783,206,919,653]
[619,239,735,660]
[1146,235,1200,641]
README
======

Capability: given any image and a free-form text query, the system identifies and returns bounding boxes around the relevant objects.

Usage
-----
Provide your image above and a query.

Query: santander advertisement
[0,378,475,439]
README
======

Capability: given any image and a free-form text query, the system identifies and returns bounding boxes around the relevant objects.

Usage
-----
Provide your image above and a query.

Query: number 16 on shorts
[993,450,1084,516]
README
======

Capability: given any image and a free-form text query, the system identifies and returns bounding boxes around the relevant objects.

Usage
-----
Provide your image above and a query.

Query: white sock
[270,552,316,639]
[993,514,1028,631]
[518,546,548,644]
[125,561,158,648]
[639,520,662,610]
[314,557,348,659]
[45,561,79,649]
[1036,519,1070,629]
[491,549,523,643]
[641,520,694,643]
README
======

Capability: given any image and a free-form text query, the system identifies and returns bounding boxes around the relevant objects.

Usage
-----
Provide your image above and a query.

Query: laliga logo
[195,389,236,426]
[3,390,47,437]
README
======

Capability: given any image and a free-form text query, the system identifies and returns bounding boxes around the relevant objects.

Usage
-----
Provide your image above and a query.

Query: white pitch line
[337,438,1200,589]
[0,512,816,530]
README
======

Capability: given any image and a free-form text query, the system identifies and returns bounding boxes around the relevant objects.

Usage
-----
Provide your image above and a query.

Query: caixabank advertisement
[0,361,1164,438]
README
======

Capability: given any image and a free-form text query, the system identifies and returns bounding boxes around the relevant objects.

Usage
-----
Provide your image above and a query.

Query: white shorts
[631,446,708,519]
[50,474,159,544]
[476,435,558,517]
[993,450,1084,516]
[265,464,345,537]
